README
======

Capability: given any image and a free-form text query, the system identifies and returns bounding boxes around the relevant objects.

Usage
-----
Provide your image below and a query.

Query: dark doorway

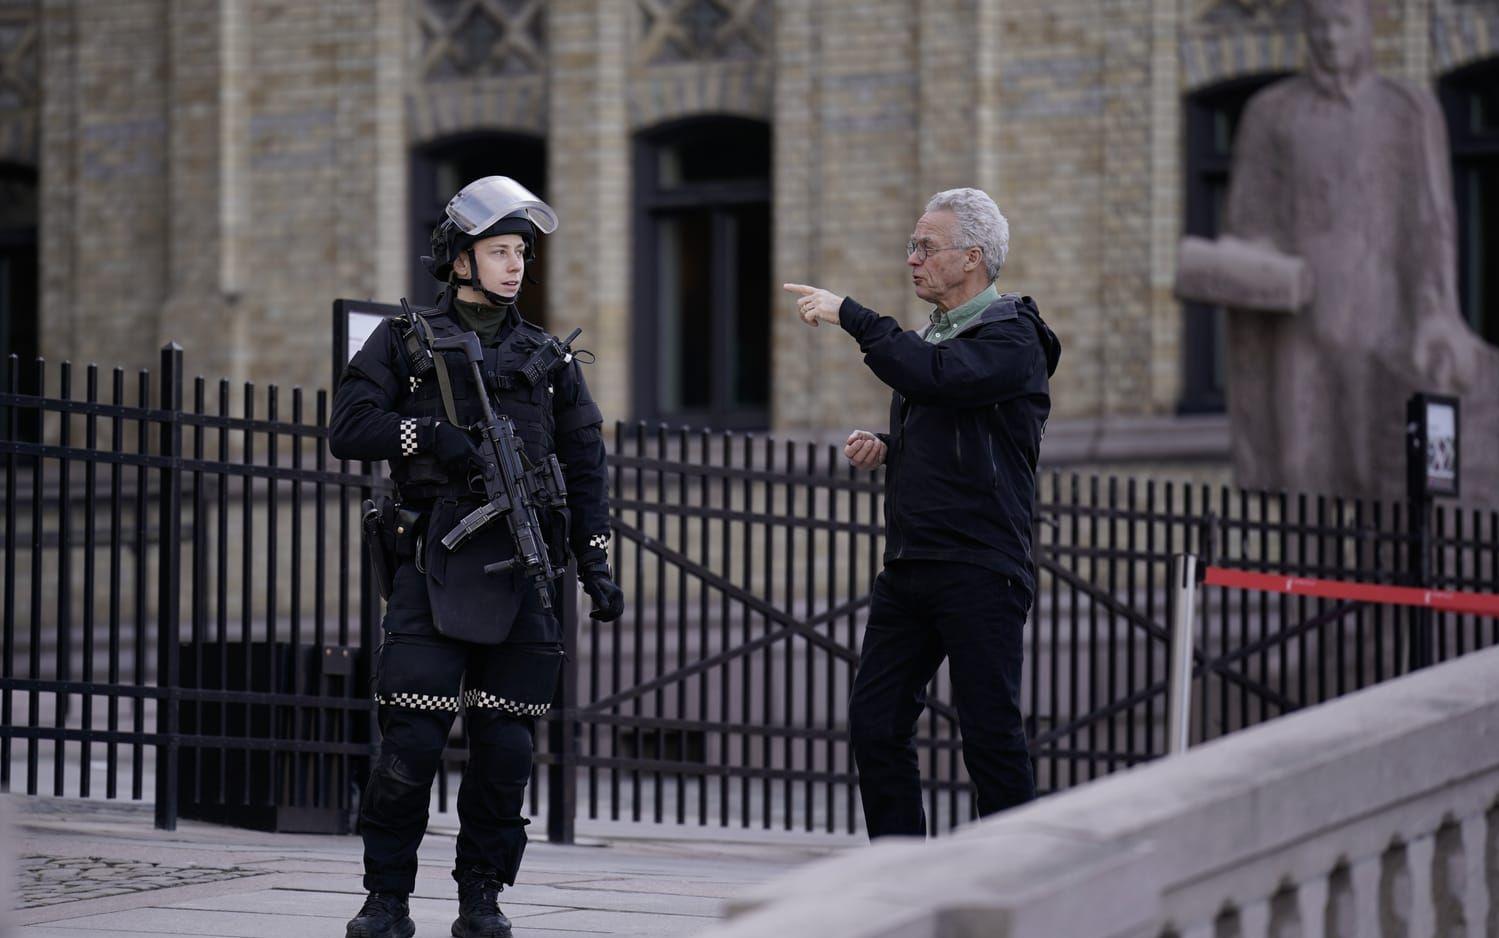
[409,133,548,328]
[1180,74,1290,414]
[633,117,771,427]
[1440,58,1499,348]
[0,163,38,442]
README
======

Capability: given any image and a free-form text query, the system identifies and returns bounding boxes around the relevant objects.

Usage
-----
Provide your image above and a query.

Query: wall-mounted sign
[331,299,404,390]
[1407,392,1460,500]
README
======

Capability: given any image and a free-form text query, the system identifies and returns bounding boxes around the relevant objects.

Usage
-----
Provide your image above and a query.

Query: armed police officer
[330,176,624,938]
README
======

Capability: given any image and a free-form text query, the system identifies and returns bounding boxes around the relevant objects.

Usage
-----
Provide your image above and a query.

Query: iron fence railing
[3,346,1496,838]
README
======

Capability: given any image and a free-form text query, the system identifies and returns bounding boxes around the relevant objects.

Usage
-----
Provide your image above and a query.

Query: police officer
[330,176,624,938]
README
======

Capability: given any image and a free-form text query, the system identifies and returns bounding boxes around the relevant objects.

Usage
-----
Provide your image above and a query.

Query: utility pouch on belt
[390,506,424,558]
[361,498,395,601]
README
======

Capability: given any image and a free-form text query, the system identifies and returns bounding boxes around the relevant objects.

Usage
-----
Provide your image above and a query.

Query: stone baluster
[1239,897,1270,937]
[1350,856,1381,938]
[1406,835,1437,938]
[1297,875,1329,937]
[1461,813,1490,934]
[1177,921,1214,938]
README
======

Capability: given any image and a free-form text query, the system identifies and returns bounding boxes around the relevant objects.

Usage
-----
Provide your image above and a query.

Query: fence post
[154,343,184,830]
[548,562,579,844]
[1407,495,1434,670]
[1168,553,1199,755]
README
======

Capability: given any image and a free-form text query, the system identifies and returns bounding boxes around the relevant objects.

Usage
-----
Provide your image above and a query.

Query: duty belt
[396,480,486,504]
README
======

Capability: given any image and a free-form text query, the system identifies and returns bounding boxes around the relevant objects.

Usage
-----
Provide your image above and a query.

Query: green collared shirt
[924,283,1000,345]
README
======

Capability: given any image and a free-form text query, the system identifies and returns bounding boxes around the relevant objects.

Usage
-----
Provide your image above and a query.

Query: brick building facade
[2,0,1496,449]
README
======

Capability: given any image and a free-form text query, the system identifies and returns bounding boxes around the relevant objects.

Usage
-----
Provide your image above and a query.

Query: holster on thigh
[375,630,466,715]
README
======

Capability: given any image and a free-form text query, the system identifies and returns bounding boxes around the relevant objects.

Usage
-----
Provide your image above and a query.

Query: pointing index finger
[782,283,818,296]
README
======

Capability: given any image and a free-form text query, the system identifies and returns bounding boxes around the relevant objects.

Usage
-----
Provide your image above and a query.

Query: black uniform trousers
[360,562,562,895]
[848,559,1035,838]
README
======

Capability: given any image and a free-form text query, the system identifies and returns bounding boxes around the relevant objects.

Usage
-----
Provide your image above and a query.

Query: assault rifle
[427,329,576,611]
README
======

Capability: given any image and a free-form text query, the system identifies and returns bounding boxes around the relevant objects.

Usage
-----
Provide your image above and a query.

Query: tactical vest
[390,308,561,502]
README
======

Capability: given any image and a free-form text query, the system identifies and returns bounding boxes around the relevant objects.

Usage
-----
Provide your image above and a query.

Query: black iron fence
[3,347,1497,839]
[0,347,381,832]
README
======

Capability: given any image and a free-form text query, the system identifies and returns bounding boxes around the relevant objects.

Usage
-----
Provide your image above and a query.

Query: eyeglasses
[905,240,971,262]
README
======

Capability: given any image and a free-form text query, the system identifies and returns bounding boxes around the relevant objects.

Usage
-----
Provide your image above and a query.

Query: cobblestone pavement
[18,855,266,908]
[5,795,856,937]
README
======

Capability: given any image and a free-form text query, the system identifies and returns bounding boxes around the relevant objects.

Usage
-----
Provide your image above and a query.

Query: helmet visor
[445,176,559,236]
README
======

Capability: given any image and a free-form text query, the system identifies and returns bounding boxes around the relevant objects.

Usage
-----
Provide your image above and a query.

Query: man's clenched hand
[845,430,887,470]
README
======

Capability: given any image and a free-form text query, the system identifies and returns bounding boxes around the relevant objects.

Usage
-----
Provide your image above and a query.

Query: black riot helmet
[424,176,559,304]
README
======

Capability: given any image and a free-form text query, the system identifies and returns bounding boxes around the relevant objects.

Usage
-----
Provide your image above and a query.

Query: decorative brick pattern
[415,0,546,79]
[1432,0,1499,71]
[636,0,770,64]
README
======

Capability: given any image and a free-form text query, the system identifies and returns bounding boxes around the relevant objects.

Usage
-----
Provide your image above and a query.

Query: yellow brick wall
[17,0,1499,434]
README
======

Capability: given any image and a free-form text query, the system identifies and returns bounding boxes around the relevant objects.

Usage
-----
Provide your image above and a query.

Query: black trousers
[359,562,562,895]
[848,559,1035,838]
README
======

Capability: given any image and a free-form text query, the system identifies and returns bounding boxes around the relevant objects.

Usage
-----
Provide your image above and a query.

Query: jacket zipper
[889,398,909,559]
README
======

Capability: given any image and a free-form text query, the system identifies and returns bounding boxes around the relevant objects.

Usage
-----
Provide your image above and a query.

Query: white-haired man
[785,187,1060,837]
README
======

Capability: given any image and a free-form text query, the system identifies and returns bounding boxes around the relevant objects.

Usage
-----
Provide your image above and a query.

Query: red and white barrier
[1167,557,1499,755]
[1202,566,1499,619]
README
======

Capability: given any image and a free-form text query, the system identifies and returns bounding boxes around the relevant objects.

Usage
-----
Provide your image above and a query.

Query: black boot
[346,891,415,938]
[452,869,513,938]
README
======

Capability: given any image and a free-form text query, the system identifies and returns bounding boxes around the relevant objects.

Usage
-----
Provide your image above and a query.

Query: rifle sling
[415,313,464,426]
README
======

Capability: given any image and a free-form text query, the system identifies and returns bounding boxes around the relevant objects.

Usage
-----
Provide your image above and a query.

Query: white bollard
[1168,553,1199,755]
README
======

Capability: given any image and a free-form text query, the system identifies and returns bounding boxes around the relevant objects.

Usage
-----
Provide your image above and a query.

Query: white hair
[925,187,1010,282]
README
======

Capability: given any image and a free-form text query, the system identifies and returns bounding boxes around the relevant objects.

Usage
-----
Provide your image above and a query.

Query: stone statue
[1176,0,1499,506]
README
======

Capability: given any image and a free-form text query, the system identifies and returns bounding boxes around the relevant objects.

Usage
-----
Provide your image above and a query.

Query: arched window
[409,133,548,327]
[0,163,38,441]
[1180,74,1290,414]
[633,117,771,427]
[1439,59,1499,347]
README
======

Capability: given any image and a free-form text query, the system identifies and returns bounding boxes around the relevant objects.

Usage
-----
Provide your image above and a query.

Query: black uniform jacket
[839,293,1062,595]
[328,302,610,640]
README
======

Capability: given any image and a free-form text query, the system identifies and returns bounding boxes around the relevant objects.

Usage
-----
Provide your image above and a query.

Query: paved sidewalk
[6,796,857,937]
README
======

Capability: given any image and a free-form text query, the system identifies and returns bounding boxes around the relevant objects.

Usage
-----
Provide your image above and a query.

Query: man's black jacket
[839,293,1061,595]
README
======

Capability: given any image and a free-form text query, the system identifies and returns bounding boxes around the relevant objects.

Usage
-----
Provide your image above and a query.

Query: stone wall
[704,643,1499,937]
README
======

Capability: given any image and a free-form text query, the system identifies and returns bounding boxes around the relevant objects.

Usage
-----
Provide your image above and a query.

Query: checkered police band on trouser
[371,690,550,718]
[376,690,460,712]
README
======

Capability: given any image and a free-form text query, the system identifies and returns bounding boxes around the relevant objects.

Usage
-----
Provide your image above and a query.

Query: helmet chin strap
[463,246,519,308]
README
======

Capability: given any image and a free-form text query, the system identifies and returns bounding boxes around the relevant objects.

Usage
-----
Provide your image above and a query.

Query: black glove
[431,422,480,471]
[579,558,624,622]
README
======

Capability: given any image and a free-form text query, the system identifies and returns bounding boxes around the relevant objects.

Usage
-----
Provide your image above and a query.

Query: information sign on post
[331,298,405,390]
[1406,392,1460,501]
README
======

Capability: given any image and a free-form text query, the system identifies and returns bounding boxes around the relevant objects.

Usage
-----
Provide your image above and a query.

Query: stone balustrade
[704,644,1499,938]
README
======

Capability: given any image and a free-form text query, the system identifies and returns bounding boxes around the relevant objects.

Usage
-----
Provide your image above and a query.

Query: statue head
[1305,0,1374,97]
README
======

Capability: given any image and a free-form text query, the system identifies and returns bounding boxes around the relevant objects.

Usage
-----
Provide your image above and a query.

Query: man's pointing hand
[783,283,844,328]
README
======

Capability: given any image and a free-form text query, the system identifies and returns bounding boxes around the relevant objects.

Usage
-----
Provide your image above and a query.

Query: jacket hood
[1016,295,1061,377]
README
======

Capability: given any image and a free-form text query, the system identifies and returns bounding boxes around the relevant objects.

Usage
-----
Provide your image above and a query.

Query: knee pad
[374,749,436,789]
[365,749,439,816]
[463,713,535,786]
